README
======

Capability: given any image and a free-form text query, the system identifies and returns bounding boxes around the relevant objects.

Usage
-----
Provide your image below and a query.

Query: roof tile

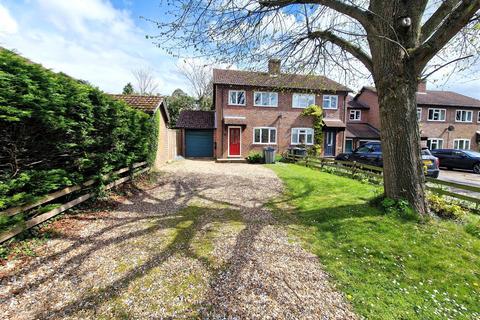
[110,95,164,114]
[176,110,215,129]
[213,69,351,92]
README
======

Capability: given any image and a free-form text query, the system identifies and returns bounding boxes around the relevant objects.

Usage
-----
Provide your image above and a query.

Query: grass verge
[267,163,480,320]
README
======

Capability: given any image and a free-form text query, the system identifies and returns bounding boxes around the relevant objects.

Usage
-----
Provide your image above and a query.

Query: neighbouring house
[347,83,480,151]
[175,110,215,158]
[110,94,179,168]
[212,59,351,159]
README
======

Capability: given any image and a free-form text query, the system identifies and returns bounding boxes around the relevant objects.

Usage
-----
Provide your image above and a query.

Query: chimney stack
[417,80,427,93]
[268,59,281,74]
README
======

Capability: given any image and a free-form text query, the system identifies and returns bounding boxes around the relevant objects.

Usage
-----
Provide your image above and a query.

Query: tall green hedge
[0,49,152,211]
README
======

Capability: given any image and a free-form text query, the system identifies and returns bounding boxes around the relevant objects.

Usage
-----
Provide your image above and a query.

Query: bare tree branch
[414,0,480,69]
[132,68,159,95]
[421,54,473,79]
[259,0,372,29]
[420,0,461,42]
[307,29,373,72]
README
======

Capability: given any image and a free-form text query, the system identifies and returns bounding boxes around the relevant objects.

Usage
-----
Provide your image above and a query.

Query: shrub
[246,152,263,164]
[0,49,152,212]
[380,197,421,221]
[427,193,466,220]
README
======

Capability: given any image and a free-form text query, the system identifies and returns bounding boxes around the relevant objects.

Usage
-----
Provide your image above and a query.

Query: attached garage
[176,110,215,158]
[185,129,214,157]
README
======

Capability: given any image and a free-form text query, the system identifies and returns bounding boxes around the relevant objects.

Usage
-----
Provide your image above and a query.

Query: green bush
[0,49,152,212]
[246,152,263,164]
[380,197,421,221]
[427,193,466,220]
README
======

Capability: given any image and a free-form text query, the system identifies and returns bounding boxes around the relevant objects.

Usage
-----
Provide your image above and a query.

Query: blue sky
[0,0,189,96]
[0,0,479,99]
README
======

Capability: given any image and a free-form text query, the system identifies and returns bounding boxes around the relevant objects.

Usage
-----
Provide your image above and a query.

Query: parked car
[336,142,440,178]
[430,149,480,174]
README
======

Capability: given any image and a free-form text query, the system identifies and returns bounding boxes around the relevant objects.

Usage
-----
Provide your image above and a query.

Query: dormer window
[323,95,338,109]
[349,110,361,121]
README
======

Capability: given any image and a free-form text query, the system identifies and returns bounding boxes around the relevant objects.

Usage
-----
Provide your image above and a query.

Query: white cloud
[0,0,188,95]
[0,3,18,35]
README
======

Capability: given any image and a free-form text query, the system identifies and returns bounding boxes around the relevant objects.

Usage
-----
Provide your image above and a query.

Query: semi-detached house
[346,82,480,152]
[210,59,351,159]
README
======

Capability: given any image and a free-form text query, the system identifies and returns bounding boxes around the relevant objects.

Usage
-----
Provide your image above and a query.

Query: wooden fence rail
[0,162,149,243]
[284,153,480,209]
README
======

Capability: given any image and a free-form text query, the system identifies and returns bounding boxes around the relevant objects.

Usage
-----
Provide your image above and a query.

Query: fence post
[305,156,309,167]
[320,158,325,169]
[351,161,357,177]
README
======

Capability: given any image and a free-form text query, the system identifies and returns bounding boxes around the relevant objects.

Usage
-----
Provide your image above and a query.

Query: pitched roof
[416,91,480,107]
[176,110,215,129]
[347,95,370,109]
[358,86,480,108]
[213,69,351,92]
[110,94,165,115]
[345,123,381,139]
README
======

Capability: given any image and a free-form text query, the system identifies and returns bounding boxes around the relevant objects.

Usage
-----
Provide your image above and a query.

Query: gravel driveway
[1,160,356,319]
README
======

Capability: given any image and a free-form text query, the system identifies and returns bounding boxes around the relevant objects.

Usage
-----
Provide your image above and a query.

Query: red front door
[229,127,241,157]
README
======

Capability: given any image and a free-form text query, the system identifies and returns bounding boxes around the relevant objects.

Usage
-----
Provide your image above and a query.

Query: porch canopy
[322,119,346,130]
[223,116,247,126]
[345,123,380,140]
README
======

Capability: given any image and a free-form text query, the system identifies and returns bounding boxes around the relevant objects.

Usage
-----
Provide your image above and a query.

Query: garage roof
[176,110,215,129]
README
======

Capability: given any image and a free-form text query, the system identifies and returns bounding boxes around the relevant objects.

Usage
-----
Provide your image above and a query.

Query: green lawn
[268,163,480,320]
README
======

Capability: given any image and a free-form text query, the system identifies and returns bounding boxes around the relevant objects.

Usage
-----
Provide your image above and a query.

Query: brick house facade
[213,60,350,159]
[347,84,480,151]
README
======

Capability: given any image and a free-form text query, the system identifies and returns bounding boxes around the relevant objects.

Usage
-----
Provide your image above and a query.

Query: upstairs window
[291,128,314,145]
[454,139,471,150]
[417,108,422,121]
[254,91,278,107]
[292,93,315,108]
[323,95,338,109]
[427,108,446,121]
[253,127,276,144]
[478,111,480,122]
[455,110,473,123]
[228,90,246,105]
[349,110,361,121]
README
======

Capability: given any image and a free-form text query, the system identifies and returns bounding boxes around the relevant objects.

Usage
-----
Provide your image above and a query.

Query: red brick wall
[356,89,381,129]
[418,106,479,150]
[214,84,347,158]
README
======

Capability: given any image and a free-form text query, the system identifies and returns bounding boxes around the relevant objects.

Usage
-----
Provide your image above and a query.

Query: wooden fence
[0,162,150,243]
[284,154,480,210]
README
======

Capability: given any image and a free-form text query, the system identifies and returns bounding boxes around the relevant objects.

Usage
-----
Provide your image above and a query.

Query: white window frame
[453,139,471,150]
[253,127,277,145]
[322,95,338,110]
[254,91,278,107]
[427,108,446,122]
[427,138,444,150]
[292,93,315,109]
[291,128,314,145]
[417,108,422,121]
[349,109,361,121]
[228,90,246,106]
[455,110,473,123]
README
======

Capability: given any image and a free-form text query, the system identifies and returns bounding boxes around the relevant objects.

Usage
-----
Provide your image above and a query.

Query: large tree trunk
[368,1,430,215]
[376,75,428,215]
